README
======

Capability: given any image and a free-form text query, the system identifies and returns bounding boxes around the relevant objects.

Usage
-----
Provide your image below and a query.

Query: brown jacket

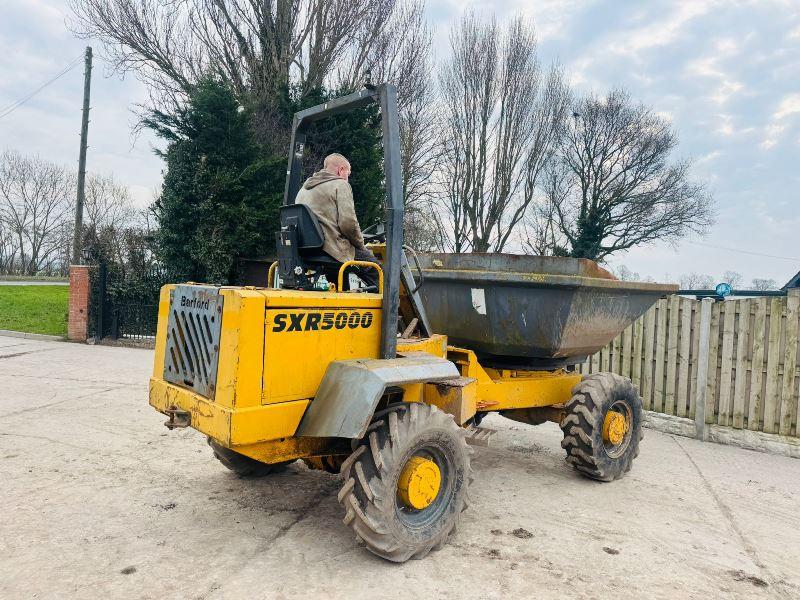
[295,169,365,263]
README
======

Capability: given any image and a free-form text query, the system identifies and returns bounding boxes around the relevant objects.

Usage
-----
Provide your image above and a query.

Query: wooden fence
[577,289,800,439]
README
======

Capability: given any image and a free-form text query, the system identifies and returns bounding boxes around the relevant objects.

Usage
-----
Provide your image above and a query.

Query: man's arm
[335,181,366,250]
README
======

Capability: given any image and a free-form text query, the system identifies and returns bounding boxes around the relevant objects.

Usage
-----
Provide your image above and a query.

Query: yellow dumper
[149,84,676,562]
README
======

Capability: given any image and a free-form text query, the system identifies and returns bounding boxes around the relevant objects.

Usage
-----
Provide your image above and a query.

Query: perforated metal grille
[163,285,223,398]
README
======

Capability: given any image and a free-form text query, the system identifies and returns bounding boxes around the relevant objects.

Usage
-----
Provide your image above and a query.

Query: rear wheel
[560,373,643,481]
[338,403,472,562]
[208,438,292,477]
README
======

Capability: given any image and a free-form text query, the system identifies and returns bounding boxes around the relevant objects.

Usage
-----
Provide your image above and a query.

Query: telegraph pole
[72,46,92,264]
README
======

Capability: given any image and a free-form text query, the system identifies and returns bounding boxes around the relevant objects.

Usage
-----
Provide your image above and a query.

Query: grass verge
[0,286,69,336]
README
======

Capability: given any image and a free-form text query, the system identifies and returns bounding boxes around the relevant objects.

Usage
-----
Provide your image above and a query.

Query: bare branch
[436,13,568,253]
[541,89,715,260]
[0,151,76,275]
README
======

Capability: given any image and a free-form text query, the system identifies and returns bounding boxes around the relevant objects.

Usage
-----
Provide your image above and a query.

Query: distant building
[783,270,800,290]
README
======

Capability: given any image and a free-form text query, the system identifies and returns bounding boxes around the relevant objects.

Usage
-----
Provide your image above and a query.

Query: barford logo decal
[272,311,375,332]
[180,295,211,310]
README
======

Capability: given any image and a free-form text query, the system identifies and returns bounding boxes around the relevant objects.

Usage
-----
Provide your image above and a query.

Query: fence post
[694,297,714,440]
[96,261,107,339]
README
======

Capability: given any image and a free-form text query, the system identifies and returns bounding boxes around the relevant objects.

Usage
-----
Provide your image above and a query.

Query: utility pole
[72,46,92,264]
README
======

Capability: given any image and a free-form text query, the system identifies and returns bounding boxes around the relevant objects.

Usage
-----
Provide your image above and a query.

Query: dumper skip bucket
[415,253,677,368]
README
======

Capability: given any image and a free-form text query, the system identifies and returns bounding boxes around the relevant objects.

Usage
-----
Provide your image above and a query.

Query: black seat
[276,204,340,289]
[278,204,339,265]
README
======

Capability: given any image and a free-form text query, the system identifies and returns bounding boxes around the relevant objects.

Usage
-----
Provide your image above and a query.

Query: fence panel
[731,301,748,429]
[763,298,783,434]
[688,300,701,419]
[676,298,692,418]
[718,302,736,427]
[780,292,799,436]
[748,299,767,431]
[574,290,800,439]
[664,295,680,415]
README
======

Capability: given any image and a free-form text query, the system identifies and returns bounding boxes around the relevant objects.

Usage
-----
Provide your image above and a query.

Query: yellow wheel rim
[397,456,441,510]
[603,411,628,446]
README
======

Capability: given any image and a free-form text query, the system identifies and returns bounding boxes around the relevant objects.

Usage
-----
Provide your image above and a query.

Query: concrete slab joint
[68,264,90,342]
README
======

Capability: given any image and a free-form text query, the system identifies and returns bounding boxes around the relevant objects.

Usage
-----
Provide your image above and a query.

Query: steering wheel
[361,221,424,293]
[362,221,386,243]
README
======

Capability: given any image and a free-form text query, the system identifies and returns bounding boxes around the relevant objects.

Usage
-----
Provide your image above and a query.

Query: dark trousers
[351,247,381,290]
[322,247,381,291]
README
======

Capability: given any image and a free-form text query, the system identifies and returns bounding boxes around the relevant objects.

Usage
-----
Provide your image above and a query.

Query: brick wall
[68,265,90,341]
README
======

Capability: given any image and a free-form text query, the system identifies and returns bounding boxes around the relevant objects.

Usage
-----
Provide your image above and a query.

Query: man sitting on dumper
[295,153,380,290]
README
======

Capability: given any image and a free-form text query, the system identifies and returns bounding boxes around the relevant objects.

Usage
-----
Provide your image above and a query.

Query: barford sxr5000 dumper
[149,84,677,562]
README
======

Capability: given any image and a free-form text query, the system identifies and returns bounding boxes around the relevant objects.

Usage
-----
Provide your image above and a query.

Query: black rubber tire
[207,438,292,477]
[337,403,472,562]
[560,372,643,482]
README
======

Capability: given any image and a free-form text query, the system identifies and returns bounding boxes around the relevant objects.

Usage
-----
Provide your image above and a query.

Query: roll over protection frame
[283,85,403,359]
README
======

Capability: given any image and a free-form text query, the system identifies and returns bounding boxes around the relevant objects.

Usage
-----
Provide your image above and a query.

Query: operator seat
[276,204,339,289]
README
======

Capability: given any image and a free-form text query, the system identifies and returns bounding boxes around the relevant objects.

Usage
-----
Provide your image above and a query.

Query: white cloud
[773,93,800,120]
[684,36,746,106]
[761,93,800,149]
[607,0,718,57]
[710,80,744,105]
[429,0,595,40]
[686,56,723,79]
[716,114,736,136]
[517,0,597,40]
[9,0,64,27]
[697,150,721,164]
[760,125,782,149]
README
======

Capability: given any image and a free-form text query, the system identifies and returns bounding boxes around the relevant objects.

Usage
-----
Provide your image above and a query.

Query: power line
[0,54,84,120]
[0,55,83,117]
[685,240,799,262]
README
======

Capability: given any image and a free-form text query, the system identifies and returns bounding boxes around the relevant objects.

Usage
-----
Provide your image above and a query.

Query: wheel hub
[603,411,628,446]
[397,456,441,510]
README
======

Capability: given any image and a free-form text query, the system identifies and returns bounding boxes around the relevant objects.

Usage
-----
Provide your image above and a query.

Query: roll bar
[282,84,404,360]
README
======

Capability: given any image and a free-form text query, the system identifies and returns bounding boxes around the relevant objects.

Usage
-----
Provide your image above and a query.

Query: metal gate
[91,261,170,341]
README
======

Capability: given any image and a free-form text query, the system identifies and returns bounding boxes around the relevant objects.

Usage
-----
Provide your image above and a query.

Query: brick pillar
[68,265,90,341]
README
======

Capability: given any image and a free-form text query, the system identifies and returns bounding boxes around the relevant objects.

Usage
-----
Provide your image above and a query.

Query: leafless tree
[751,278,778,291]
[437,13,569,252]
[69,0,419,113]
[70,0,437,221]
[0,151,76,275]
[385,3,438,213]
[85,173,137,231]
[0,219,16,273]
[721,270,743,288]
[403,202,444,251]
[613,265,640,281]
[541,90,714,261]
[80,173,139,264]
[679,272,714,289]
[521,164,570,256]
[0,152,139,276]
[349,1,443,245]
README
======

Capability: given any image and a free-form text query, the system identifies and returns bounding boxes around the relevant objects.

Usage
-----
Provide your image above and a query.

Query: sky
[1,0,799,287]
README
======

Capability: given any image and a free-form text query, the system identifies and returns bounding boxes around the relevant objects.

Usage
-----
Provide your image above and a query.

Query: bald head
[324,153,351,182]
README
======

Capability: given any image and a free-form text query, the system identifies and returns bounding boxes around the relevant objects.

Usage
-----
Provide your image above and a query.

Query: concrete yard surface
[2,337,799,599]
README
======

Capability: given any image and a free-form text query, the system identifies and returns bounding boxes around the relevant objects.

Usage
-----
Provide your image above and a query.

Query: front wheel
[560,373,643,482]
[338,403,472,562]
